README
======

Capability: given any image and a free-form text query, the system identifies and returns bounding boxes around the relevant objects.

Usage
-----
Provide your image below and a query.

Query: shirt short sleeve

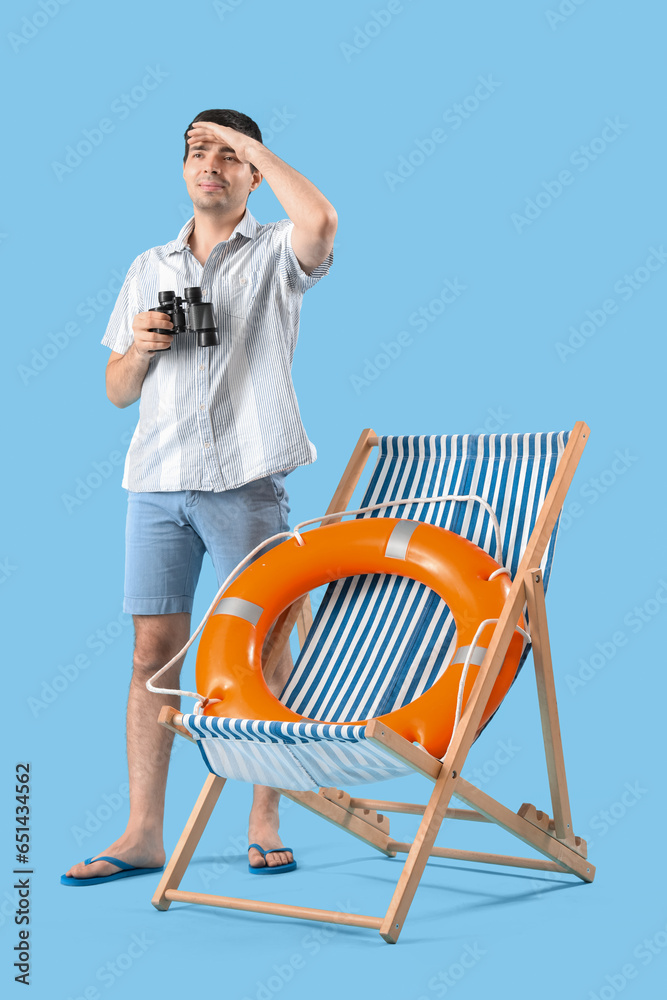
[101,257,142,354]
[272,218,333,294]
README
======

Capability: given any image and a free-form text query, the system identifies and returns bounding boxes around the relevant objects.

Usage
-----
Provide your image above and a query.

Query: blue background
[2,0,666,997]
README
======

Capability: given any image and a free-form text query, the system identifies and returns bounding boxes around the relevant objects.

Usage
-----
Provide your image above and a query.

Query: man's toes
[267,851,292,867]
[66,862,89,878]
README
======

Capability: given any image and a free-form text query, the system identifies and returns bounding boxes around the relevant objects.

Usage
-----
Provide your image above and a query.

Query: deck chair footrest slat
[163,890,382,929]
[386,842,567,872]
[349,798,490,821]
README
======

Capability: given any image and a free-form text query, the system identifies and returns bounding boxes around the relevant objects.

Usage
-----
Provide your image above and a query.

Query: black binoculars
[148,287,218,350]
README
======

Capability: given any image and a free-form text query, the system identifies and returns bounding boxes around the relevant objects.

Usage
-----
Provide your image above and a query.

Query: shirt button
[199,365,205,371]
[203,442,210,448]
[199,405,204,410]
[239,276,247,285]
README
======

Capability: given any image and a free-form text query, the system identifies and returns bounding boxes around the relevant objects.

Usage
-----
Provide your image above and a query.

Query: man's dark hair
[183,109,263,174]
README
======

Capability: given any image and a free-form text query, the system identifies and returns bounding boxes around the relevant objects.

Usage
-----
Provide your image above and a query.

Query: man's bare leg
[64,613,190,880]
[248,642,296,870]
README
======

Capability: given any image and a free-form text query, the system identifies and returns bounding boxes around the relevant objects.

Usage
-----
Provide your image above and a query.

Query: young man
[63,109,336,883]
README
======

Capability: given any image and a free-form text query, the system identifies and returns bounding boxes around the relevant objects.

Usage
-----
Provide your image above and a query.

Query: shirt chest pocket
[216,270,257,320]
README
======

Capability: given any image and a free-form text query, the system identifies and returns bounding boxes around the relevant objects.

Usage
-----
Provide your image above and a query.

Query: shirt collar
[166,208,260,255]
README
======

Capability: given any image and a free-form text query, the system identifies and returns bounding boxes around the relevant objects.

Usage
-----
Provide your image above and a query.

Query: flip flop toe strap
[84,856,136,870]
[247,844,293,857]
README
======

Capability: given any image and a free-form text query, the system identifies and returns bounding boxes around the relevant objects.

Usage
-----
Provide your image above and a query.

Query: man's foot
[247,843,296,875]
[63,834,165,881]
[247,841,294,870]
[247,818,292,870]
[248,785,294,870]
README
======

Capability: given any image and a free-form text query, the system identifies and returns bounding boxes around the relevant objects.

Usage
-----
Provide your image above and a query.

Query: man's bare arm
[247,143,337,273]
[105,311,173,408]
[187,123,338,274]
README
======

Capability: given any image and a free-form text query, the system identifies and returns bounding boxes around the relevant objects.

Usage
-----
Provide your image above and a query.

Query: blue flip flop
[60,855,164,886]
[248,843,297,875]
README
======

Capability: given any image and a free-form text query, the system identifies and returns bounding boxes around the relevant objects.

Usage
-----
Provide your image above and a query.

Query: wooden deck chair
[153,422,594,943]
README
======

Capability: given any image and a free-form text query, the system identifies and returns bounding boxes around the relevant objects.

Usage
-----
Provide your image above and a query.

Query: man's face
[183,138,261,213]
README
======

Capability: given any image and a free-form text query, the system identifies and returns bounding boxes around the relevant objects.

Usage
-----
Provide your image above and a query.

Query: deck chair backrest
[280,432,570,724]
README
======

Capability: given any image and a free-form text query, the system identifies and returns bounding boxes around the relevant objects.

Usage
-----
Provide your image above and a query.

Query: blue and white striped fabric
[181,432,570,790]
[183,717,414,788]
[101,209,332,493]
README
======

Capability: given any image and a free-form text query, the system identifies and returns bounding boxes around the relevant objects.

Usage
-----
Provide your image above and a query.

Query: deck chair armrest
[157,705,195,742]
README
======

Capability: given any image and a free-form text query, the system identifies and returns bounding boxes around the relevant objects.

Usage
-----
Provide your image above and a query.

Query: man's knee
[132,648,181,682]
[132,613,190,678]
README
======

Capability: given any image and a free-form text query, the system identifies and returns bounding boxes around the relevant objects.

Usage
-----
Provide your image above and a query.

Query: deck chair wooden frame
[152,421,594,943]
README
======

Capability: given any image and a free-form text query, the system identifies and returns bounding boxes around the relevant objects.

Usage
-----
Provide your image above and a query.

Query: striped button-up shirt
[102,209,332,492]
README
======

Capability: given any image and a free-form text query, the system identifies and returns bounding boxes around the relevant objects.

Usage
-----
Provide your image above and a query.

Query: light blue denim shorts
[123,473,290,615]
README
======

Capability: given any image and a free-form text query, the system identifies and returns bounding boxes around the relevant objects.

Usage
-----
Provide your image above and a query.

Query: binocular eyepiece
[148,286,218,350]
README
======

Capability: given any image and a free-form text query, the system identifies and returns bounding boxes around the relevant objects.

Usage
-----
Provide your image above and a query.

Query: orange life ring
[196,518,525,758]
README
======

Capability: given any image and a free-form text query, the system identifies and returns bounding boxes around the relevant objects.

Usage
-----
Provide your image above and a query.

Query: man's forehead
[190,139,235,153]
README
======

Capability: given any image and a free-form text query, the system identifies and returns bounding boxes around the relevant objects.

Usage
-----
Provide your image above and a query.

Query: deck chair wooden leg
[152,774,226,911]
[295,598,313,647]
[379,763,459,943]
[524,568,576,847]
[378,568,536,943]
